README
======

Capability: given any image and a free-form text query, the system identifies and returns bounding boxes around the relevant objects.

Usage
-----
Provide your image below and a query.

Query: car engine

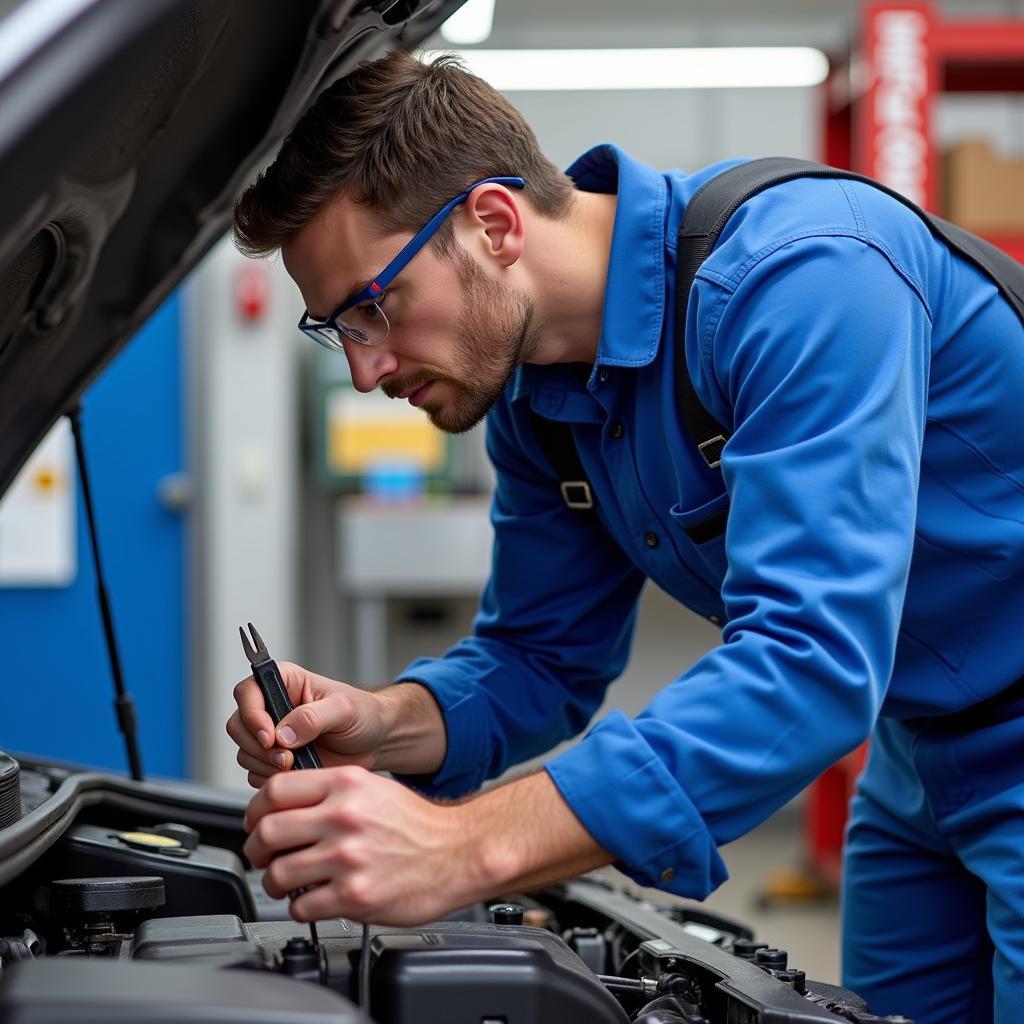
[0,752,912,1023]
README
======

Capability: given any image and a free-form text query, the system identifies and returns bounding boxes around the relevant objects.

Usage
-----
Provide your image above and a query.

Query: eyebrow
[310,279,373,321]
[343,279,373,304]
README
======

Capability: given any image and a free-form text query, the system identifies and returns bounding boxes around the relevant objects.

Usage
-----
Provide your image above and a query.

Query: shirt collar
[508,144,668,417]
[567,143,668,370]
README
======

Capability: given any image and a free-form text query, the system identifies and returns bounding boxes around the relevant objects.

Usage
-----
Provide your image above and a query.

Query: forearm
[373,681,448,776]
[453,771,612,902]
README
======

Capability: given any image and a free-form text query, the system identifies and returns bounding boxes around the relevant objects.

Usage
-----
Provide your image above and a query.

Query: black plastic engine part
[0,930,41,965]
[366,925,630,1024]
[776,969,807,993]
[36,823,255,919]
[36,876,165,915]
[566,925,607,974]
[731,938,768,960]
[151,822,201,850]
[280,936,322,983]
[0,958,368,1023]
[755,947,789,971]
[133,914,267,971]
[489,902,525,925]
[634,994,706,1023]
[0,753,21,829]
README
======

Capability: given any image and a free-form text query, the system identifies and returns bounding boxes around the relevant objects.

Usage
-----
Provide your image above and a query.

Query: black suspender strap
[534,156,1024,505]
[529,409,595,510]
[675,157,1024,466]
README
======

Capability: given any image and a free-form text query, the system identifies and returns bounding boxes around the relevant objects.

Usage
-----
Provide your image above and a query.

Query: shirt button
[644,531,660,549]
[659,867,676,884]
[611,422,624,439]
[709,615,721,625]
[599,368,609,383]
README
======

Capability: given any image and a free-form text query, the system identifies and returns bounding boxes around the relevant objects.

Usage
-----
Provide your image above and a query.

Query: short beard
[421,245,539,435]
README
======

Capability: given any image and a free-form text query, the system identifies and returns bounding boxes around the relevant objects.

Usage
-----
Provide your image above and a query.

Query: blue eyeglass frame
[297,175,526,346]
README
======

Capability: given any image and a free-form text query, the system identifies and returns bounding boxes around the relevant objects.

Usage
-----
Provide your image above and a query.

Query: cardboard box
[943,139,1024,232]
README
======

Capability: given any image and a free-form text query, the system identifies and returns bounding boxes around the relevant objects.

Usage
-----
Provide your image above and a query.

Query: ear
[461,184,525,269]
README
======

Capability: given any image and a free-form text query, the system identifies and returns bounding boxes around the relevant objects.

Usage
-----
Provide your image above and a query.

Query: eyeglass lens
[307,301,390,350]
[338,299,389,345]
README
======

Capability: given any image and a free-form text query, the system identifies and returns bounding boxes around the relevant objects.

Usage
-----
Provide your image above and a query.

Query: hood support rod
[68,405,144,782]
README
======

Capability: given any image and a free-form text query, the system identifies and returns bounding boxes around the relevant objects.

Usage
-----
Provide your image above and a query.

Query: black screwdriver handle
[251,658,323,771]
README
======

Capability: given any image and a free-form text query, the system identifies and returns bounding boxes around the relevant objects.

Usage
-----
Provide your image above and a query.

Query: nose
[343,338,398,393]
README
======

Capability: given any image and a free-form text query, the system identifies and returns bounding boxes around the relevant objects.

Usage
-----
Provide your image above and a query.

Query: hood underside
[0,0,460,495]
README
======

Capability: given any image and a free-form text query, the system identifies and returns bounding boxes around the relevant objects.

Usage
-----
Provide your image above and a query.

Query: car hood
[0,0,459,496]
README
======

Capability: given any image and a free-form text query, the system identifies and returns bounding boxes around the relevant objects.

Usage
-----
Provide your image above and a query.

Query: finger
[244,770,333,832]
[226,710,276,760]
[244,807,330,868]
[231,677,276,750]
[289,874,369,923]
[275,690,359,750]
[236,748,288,777]
[261,845,340,899]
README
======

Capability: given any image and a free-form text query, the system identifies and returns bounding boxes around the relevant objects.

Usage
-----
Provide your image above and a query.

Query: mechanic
[226,51,1024,1024]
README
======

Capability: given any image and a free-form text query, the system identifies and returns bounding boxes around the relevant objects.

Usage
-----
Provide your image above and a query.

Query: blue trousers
[842,686,1024,1024]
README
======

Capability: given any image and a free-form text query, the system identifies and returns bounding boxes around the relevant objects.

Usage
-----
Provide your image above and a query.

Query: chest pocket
[670,490,730,581]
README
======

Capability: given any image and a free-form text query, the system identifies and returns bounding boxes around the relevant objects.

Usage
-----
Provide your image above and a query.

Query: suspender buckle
[560,481,594,510]
[697,435,726,469]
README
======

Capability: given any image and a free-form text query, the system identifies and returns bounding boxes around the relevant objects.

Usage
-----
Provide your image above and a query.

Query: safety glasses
[298,175,525,350]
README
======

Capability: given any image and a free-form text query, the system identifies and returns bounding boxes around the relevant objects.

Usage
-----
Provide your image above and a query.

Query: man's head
[233,51,576,433]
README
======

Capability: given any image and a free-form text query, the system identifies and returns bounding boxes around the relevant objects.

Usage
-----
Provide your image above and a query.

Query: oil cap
[152,822,200,850]
[113,831,190,858]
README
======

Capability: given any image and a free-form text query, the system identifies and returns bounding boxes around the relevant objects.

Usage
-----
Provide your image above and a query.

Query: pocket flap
[670,491,730,544]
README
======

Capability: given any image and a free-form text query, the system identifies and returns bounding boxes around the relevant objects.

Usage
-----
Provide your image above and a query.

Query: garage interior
[1,0,1023,1002]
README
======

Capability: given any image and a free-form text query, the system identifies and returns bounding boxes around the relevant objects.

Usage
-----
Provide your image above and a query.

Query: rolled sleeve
[547,711,728,896]
[394,658,494,796]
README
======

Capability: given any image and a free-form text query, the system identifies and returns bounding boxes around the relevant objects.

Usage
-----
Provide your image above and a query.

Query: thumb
[275,692,357,748]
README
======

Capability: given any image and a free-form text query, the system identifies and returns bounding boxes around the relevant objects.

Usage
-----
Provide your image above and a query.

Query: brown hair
[233,51,574,259]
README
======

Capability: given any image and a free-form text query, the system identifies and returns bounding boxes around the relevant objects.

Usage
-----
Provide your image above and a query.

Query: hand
[243,767,613,927]
[226,662,389,786]
[243,766,482,926]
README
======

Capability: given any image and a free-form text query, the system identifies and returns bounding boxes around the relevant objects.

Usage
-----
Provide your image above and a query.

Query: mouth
[406,381,434,407]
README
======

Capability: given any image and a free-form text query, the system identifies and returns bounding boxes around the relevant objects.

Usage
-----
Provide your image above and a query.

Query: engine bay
[0,752,912,1024]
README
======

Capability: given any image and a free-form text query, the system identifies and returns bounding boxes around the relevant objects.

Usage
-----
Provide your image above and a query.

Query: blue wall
[0,297,187,777]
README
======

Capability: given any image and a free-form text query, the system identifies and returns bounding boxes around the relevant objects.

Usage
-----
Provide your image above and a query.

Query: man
[226,51,1024,1024]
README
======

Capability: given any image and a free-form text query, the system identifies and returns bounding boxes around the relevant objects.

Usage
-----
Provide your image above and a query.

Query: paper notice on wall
[327,387,446,475]
[0,421,76,586]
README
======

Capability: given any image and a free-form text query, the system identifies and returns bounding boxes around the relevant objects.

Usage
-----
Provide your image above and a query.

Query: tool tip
[238,624,257,665]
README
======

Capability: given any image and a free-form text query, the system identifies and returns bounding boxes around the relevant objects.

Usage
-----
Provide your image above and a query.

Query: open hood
[0,0,460,496]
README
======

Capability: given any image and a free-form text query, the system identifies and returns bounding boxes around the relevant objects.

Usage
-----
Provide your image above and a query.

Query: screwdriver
[239,622,322,949]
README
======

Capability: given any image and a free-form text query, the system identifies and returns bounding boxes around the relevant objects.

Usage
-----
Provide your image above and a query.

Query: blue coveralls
[396,144,1024,1023]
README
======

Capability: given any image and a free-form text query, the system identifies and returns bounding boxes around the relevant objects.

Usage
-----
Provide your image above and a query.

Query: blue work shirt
[397,144,1024,898]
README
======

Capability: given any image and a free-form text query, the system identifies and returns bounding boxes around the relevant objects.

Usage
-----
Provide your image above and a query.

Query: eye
[357,290,388,321]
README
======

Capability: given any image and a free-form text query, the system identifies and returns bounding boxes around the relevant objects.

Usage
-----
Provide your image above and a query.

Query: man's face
[283,195,538,434]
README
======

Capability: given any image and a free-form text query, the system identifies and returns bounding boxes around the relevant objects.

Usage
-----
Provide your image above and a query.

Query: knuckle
[332,764,363,786]
[254,818,276,848]
[264,860,286,893]
[329,836,356,866]
[264,773,287,805]
[247,772,265,791]
[342,876,374,916]
[326,799,354,830]
[291,703,319,734]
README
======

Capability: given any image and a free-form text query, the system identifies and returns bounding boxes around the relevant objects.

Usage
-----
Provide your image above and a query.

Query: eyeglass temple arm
[357,176,526,298]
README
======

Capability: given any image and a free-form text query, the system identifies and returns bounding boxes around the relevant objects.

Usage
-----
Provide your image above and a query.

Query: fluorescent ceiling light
[440,0,495,46]
[419,47,829,91]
